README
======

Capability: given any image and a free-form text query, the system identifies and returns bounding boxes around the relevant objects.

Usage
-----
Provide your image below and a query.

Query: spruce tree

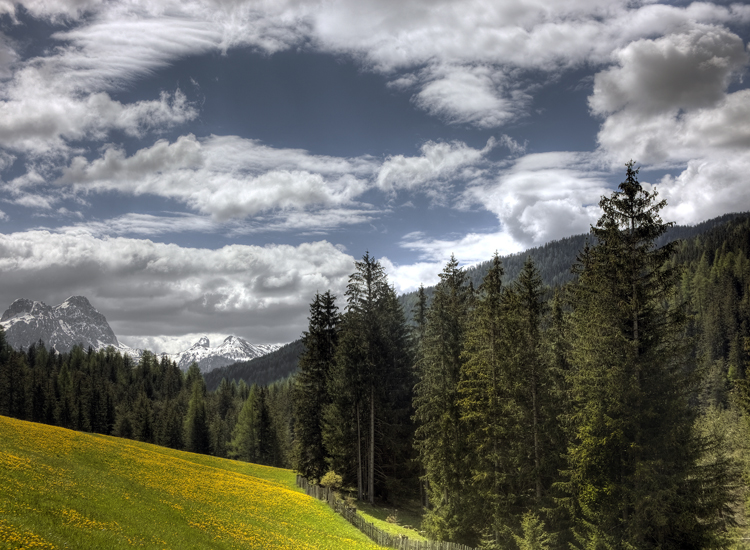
[564,162,734,548]
[414,254,475,544]
[458,253,509,544]
[294,291,339,481]
[184,378,210,454]
[324,253,413,503]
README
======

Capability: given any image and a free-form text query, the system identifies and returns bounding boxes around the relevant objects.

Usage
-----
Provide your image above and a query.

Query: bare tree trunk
[356,400,363,501]
[369,384,375,505]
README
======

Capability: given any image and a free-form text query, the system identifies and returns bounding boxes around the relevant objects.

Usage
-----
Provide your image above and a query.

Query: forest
[2,164,750,549]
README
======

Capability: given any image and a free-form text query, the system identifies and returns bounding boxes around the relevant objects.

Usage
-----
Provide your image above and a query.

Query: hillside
[204,339,304,392]
[0,415,380,550]
[399,212,750,321]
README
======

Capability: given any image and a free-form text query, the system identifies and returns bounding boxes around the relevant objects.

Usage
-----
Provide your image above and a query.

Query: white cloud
[463,151,610,247]
[380,257,445,295]
[587,25,750,222]
[57,134,377,222]
[0,0,745,160]
[0,68,196,155]
[0,208,7,221]
[398,229,523,265]
[412,65,522,128]
[591,27,748,117]
[0,230,355,345]
[659,153,750,226]
[376,137,495,195]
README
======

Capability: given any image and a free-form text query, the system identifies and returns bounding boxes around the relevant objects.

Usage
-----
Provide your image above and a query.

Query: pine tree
[458,253,509,543]
[414,254,476,544]
[564,162,734,548]
[324,253,413,503]
[230,384,273,464]
[184,377,210,454]
[294,291,339,481]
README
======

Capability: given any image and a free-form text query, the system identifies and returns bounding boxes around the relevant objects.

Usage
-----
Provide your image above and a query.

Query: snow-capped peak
[170,335,282,373]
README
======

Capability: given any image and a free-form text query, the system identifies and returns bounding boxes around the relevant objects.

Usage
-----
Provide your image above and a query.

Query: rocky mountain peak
[196,336,210,348]
[0,296,119,353]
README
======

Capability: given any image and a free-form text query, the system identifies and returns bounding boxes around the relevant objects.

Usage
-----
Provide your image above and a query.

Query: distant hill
[399,212,750,322]
[204,339,304,391]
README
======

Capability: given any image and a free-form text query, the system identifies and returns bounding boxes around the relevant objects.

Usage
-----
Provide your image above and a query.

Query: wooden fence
[296,475,476,550]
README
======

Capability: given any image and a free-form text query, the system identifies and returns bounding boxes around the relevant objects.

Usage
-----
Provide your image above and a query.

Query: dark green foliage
[184,379,210,454]
[413,254,476,544]
[324,253,415,504]
[564,163,734,549]
[294,291,339,481]
[230,384,276,465]
[204,340,304,391]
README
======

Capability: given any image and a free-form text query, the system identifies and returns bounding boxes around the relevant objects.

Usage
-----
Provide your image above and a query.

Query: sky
[0,0,749,354]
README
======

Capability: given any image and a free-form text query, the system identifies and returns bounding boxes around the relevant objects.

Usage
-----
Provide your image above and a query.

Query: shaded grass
[355,500,427,542]
[0,416,380,550]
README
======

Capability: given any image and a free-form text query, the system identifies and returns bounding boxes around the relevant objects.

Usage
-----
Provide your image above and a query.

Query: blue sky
[0,0,749,353]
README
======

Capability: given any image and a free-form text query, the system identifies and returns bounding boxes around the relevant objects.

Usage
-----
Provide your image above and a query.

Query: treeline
[0,341,295,468]
[293,166,750,549]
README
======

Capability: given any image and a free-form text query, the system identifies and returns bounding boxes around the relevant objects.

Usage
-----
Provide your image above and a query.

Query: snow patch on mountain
[169,335,282,373]
[0,296,121,354]
[0,296,282,371]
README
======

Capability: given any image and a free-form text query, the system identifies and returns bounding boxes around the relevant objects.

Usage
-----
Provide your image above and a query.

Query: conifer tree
[564,162,734,548]
[294,291,339,481]
[458,253,509,543]
[324,253,413,503]
[414,254,475,543]
[230,384,273,464]
[184,377,210,454]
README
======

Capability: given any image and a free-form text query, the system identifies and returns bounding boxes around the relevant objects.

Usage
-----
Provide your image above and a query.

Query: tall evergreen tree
[184,377,210,454]
[230,384,273,464]
[294,291,339,481]
[324,253,413,504]
[414,254,475,544]
[458,253,509,544]
[564,162,734,549]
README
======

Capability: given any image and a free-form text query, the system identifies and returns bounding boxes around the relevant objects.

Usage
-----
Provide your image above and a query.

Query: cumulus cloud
[0,71,196,156]
[659,152,750,226]
[463,151,610,247]
[590,27,748,117]
[0,230,355,347]
[376,137,495,196]
[587,25,750,223]
[592,27,749,164]
[57,134,377,222]
[4,0,744,150]
[380,257,446,295]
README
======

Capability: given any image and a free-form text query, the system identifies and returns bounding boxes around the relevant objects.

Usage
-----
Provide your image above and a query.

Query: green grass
[0,415,381,550]
[355,501,427,542]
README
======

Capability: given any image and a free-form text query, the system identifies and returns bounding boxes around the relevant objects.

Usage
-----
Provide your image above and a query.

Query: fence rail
[296,475,475,550]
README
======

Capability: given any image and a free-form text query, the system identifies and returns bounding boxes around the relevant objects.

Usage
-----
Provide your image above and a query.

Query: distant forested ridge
[204,340,304,392]
[399,211,749,322]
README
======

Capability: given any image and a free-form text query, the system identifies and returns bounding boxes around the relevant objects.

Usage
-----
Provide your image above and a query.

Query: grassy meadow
[0,415,381,550]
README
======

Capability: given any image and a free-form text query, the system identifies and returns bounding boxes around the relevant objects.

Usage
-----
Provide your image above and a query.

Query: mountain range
[0,296,281,373]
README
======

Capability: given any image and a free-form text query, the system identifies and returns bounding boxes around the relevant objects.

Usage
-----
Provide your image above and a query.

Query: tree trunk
[356,400,363,501]
[369,384,375,505]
